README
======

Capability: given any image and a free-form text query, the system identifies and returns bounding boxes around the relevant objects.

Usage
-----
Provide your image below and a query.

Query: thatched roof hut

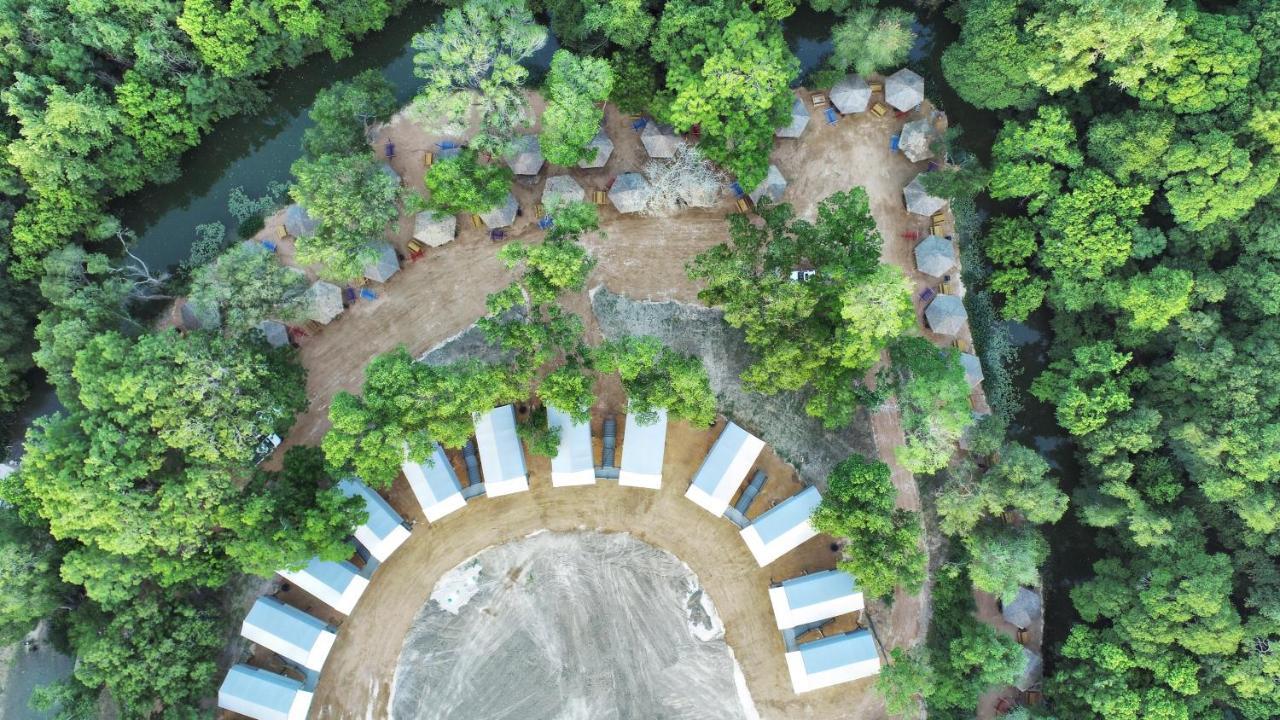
[578,129,614,169]
[925,294,967,336]
[479,192,519,228]
[899,118,936,163]
[413,212,456,248]
[305,281,343,324]
[641,123,680,159]
[830,75,871,114]
[609,173,653,213]
[282,204,318,237]
[904,173,946,216]
[748,165,787,205]
[885,68,924,112]
[505,134,544,176]
[541,175,586,208]
[776,98,810,138]
[913,235,956,278]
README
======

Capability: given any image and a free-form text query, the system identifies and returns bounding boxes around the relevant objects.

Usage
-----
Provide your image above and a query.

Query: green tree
[688,191,909,428]
[811,454,925,600]
[0,510,65,643]
[593,336,717,427]
[881,337,974,475]
[425,148,514,215]
[826,7,916,77]
[1024,0,1183,93]
[540,51,614,167]
[411,0,548,148]
[583,0,654,49]
[936,444,1067,536]
[609,50,658,114]
[289,152,401,281]
[187,242,311,334]
[1031,341,1140,437]
[1086,110,1176,184]
[964,523,1049,602]
[941,0,1042,110]
[323,347,525,486]
[650,0,798,187]
[303,69,398,158]
[1125,9,1259,115]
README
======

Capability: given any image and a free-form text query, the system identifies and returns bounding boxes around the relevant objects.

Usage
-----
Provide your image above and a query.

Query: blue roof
[297,557,361,593]
[690,422,758,496]
[783,570,859,609]
[750,486,821,544]
[419,444,463,503]
[799,630,878,674]
[338,479,405,542]
[220,664,304,720]
[244,598,328,651]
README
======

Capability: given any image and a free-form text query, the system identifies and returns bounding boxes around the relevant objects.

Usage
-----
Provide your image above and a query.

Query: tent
[785,630,881,693]
[241,597,337,672]
[898,118,935,163]
[278,556,369,615]
[257,320,290,348]
[180,299,220,331]
[413,212,456,248]
[776,97,811,138]
[218,665,313,720]
[959,352,985,389]
[925,294,968,336]
[618,409,667,489]
[1001,586,1042,630]
[769,570,864,630]
[830,75,871,114]
[913,235,956,277]
[541,175,586,209]
[282,204,318,237]
[473,404,529,497]
[403,444,467,523]
[686,422,765,517]
[1016,648,1043,691]
[480,192,519,229]
[885,68,924,111]
[505,134,544,176]
[304,281,343,324]
[608,173,652,214]
[379,162,401,185]
[548,406,595,487]
[641,122,680,158]
[579,129,614,169]
[337,479,411,562]
[749,165,787,205]
[903,173,946,216]
[740,485,822,566]
[362,241,400,283]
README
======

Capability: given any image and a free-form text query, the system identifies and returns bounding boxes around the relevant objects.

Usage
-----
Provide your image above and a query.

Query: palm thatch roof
[609,173,653,213]
[885,68,924,112]
[830,75,871,114]
[925,294,967,336]
[776,97,810,138]
[578,129,614,169]
[913,235,956,277]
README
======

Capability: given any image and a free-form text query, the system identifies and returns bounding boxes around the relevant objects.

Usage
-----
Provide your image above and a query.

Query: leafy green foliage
[688,191,912,428]
[609,51,659,115]
[941,0,1041,110]
[0,509,65,643]
[324,347,526,486]
[411,0,548,148]
[936,444,1067,536]
[289,153,401,281]
[650,0,798,187]
[593,336,717,427]
[880,337,974,475]
[583,0,655,49]
[188,242,310,334]
[540,51,614,167]
[303,70,398,158]
[811,455,925,600]
[425,148,515,215]
[963,524,1049,602]
[827,7,916,77]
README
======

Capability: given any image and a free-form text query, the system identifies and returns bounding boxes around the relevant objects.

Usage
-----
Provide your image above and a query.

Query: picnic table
[384,141,395,158]
[825,108,838,125]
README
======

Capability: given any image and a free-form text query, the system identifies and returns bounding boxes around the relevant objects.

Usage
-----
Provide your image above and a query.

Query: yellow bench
[870,102,889,117]
[471,214,484,229]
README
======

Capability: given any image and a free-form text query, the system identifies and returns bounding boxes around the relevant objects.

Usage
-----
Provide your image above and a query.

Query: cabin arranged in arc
[618,409,668,489]
[336,479,412,562]
[547,406,595,487]
[218,664,314,720]
[240,597,337,672]
[768,570,864,630]
[686,422,765,517]
[402,444,467,523]
[277,555,369,616]
[473,404,529,497]
[785,629,881,693]
[740,485,823,566]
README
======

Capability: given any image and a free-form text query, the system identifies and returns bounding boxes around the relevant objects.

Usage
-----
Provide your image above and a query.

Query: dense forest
[0,0,1275,717]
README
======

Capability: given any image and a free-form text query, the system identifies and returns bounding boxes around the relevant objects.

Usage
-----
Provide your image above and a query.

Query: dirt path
[242,83,1002,719]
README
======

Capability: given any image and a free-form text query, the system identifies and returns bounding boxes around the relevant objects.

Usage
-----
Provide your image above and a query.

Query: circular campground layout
[391,531,750,720]
[221,73,966,720]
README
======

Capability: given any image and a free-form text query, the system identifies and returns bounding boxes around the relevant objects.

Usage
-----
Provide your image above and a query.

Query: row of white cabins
[219,405,876,719]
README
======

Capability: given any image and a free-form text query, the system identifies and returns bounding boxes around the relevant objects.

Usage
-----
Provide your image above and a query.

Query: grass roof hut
[257,320,290,348]
[578,129,614,169]
[830,75,871,114]
[885,68,924,112]
[1001,586,1042,630]
[749,165,788,205]
[925,294,967,336]
[413,211,456,248]
[904,173,946,216]
[609,172,653,213]
[541,175,586,209]
[282,204,318,237]
[305,281,343,324]
[505,134,544,176]
[362,241,400,283]
[776,97,811,138]
[180,299,220,331]
[641,122,681,159]
[913,235,956,277]
[479,192,519,228]
[898,118,936,163]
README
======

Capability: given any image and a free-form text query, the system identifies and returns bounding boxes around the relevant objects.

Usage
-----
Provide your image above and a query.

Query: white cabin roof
[618,409,667,489]
[278,556,368,615]
[768,570,864,629]
[785,630,881,693]
[241,597,337,671]
[337,479,411,562]
[474,405,529,497]
[403,444,467,523]
[686,422,765,516]
[218,664,314,720]
[548,406,595,487]
[741,486,822,566]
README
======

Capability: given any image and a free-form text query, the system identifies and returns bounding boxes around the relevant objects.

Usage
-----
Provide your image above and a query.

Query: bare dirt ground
[240,81,1004,719]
